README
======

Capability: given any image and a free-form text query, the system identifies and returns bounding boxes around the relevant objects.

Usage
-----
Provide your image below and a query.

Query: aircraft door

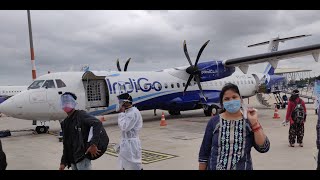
[84,80,108,108]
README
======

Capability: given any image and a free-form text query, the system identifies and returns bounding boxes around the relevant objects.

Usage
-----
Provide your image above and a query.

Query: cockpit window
[56,79,66,88]
[42,80,56,89]
[28,80,45,89]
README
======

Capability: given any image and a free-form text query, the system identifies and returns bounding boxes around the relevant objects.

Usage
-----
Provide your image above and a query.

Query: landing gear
[204,105,219,117]
[35,126,49,134]
[168,110,181,115]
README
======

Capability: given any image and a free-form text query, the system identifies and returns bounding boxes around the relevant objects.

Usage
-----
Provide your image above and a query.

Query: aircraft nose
[0,97,19,116]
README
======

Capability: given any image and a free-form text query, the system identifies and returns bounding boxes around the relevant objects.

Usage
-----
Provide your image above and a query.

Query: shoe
[299,143,303,147]
[288,144,294,147]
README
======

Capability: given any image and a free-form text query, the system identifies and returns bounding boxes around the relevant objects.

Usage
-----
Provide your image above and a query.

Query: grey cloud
[1,10,320,85]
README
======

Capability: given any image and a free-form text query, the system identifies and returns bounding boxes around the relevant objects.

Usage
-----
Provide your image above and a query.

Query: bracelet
[252,125,262,133]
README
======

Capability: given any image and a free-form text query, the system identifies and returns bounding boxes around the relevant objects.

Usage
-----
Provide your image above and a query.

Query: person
[317,104,320,170]
[285,89,307,147]
[59,92,103,170]
[282,94,288,105]
[198,83,270,170]
[0,139,7,170]
[314,97,319,115]
[117,93,143,170]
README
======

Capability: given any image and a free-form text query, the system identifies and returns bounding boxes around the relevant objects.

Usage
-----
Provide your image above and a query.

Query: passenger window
[183,83,186,87]
[251,80,254,84]
[56,79,66,88]
[171,83,174,88]
[177,83,180,88]
[42,80,56,89]
[28,80,45,89]
[164,83,168,89]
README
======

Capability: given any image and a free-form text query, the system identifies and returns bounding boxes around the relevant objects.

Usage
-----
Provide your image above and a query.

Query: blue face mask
[223,99,241,114]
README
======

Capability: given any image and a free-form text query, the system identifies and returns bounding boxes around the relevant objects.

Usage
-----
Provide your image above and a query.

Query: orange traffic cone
[273,107,280,119]
[160,112,167,126]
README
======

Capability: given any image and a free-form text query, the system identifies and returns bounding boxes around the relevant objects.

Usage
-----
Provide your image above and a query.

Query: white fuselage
[0,70,263,121]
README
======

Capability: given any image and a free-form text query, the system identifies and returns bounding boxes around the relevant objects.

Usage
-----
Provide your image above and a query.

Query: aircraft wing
[223,44,320,74]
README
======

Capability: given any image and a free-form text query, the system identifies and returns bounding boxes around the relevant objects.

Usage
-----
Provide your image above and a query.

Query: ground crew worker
[117,93,143,170]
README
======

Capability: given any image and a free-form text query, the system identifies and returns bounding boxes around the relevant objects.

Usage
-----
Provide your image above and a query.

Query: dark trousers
[289,123,304,144]
[317,150,320,170]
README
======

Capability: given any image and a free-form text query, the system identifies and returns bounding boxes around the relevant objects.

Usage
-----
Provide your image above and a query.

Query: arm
[285,101,293,122]
[302,100,307,121]
[118,111,138,132]
[247,109,270,153]
[198,117,216,170]
[80,111,103,146]
[59,121,66,169]
[252,131,270,153]
[0,140,7,170]
[317,111,320,149]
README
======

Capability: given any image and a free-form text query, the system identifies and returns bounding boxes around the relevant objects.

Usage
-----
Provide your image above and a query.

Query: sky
[1,10,320,86]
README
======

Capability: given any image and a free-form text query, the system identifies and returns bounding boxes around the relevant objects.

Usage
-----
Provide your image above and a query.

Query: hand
[247,107,258,125]
[119,106,126,113]
[85,144,101,158]
[59,164,65,170]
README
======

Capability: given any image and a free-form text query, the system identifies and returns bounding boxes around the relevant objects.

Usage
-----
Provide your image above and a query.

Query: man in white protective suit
[117,93,143,170]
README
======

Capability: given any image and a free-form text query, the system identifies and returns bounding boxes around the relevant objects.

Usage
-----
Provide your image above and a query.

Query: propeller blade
[183,40,193,66]
[195,74,207,101]
[195,40,210,66]
[116,59,122,71]
[183,75,194,95]
[124,58,131,71]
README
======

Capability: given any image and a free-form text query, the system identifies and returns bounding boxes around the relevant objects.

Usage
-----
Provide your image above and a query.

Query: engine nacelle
[198,61,236,82]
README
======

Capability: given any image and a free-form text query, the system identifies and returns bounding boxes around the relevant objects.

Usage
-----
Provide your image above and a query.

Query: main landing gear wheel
[36,126,49,134]
[204,105,219,117]
[168,110,181,115]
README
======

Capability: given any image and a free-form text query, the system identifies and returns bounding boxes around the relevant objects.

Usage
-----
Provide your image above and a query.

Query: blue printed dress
[198,115,270,170]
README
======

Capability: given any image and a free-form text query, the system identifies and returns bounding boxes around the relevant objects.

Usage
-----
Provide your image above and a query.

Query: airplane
[0,40,320,134]
[247,34,313,108]
[0,86,28,104]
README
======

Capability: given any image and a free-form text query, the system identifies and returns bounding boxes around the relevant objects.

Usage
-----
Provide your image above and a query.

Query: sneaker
[288,144,294,147]
[299,143,303,147]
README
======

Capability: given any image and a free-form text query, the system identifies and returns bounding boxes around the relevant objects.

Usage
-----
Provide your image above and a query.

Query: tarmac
[0,94,318,170]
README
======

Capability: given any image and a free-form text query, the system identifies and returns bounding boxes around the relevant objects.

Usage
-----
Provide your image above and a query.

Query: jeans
[71,158,92,170]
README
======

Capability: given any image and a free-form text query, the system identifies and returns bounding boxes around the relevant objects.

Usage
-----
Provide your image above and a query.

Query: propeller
[116,58,131,71]
[182,40,210,101]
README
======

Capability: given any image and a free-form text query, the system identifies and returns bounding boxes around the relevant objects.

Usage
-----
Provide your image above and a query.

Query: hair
[219,83,241,113]
[117,93,133,104]
[289,89,299,102]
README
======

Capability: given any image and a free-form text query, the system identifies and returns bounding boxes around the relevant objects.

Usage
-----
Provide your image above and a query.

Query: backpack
[76,111,109,161]
[291,99,305,124]
[85,126,109,160]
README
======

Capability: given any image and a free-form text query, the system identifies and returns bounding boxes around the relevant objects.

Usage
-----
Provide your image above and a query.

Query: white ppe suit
[118,106,143,170]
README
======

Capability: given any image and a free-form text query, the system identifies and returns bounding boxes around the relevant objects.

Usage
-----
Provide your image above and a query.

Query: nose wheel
[35,126,49,134]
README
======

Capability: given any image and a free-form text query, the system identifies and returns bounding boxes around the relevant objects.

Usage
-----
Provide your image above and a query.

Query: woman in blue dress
[199,83,270,170]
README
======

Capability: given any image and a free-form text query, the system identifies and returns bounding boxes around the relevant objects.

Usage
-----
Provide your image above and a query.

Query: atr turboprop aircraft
[0,39,319,133]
